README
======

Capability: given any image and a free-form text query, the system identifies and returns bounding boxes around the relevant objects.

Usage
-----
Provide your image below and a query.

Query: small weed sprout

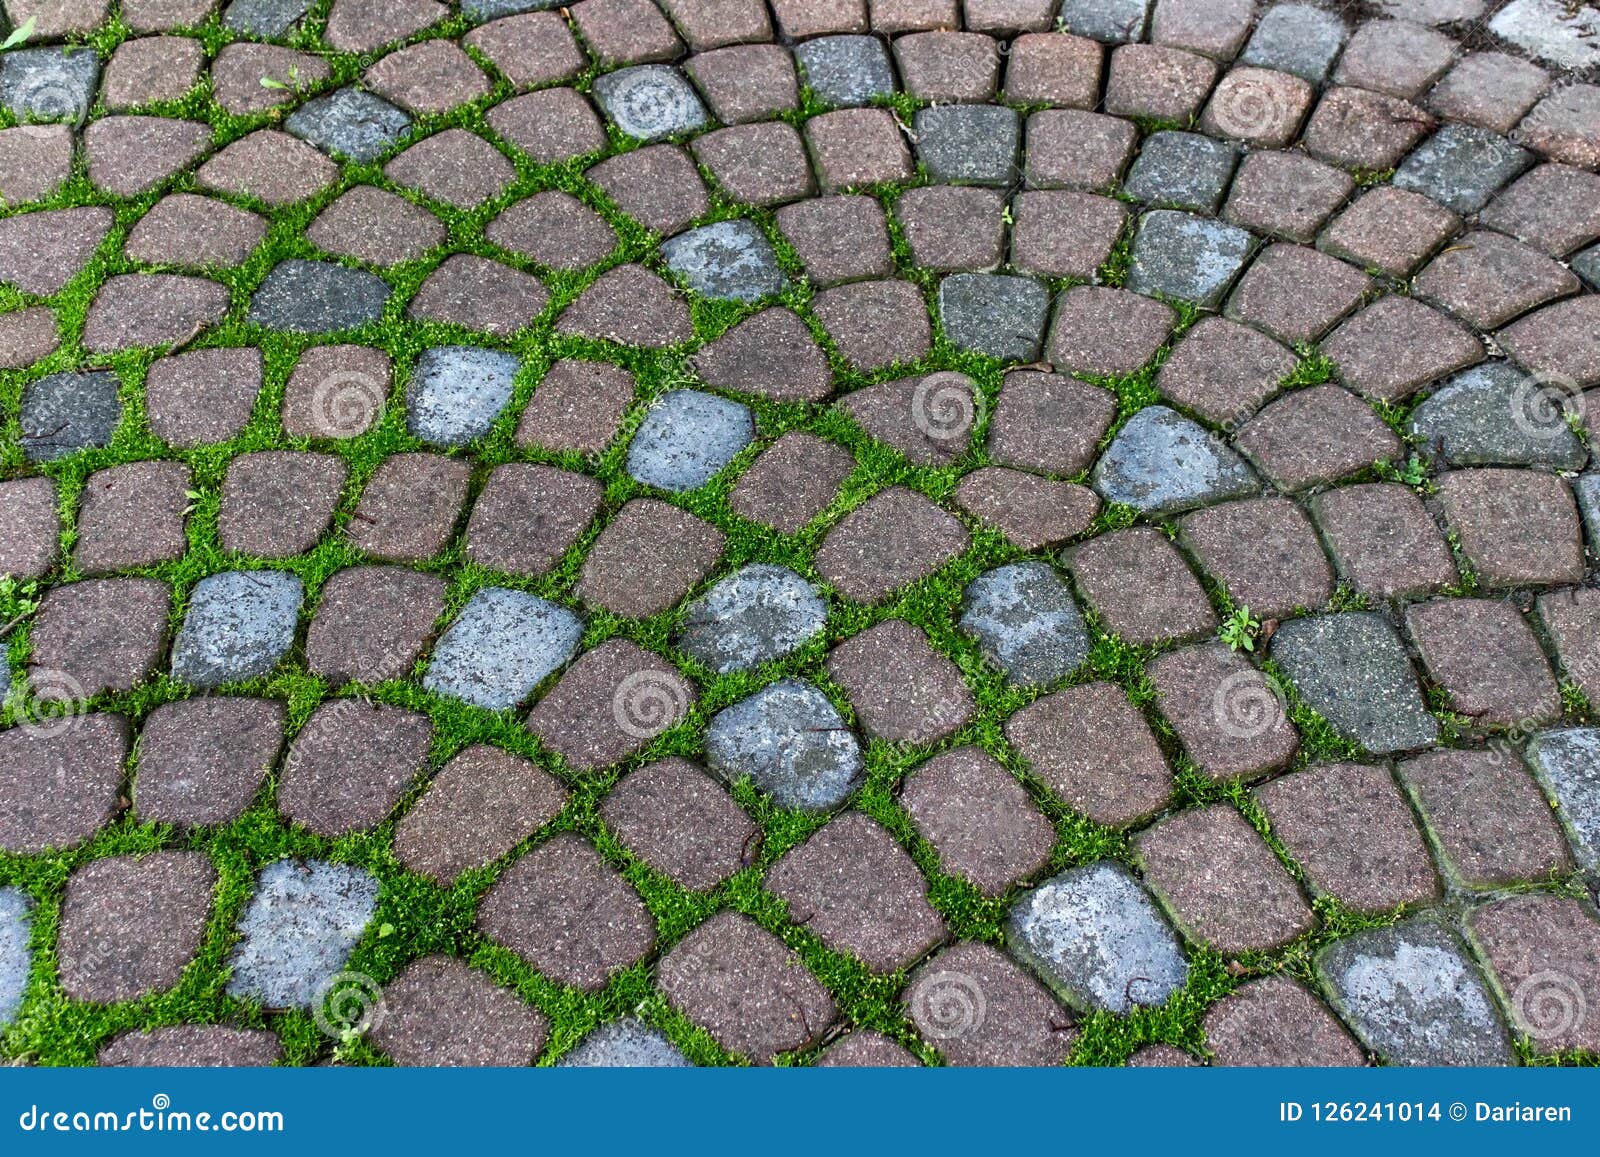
[1219,605,1260,652]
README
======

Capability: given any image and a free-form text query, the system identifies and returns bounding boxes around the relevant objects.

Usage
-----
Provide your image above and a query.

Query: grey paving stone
[1091,405,1257,516]
[1057,0,1150,42]
[0,47,100,126]
[1240,3,1347,83]
[1124,132,1237,215]
[0,887,27,1029]
[938,274,1049,363]
[660,220,787,302]
[406,346,521,448]
[559,1019,691,1067]
[1126,211,1253,308]
[248,259,391,334]
[286,87,413,164]
[1008,862,1189,1014]
[914,105,1020,186]
[225,859,378,1010]
[1490,0,1600,70]
[19,371,121,463]
[1409,363,1587,470]
[592,64,707,141]
[1526,728,1600,877]
[170,570,303,689]
[794,34,895,107]
[705,678,863,812]
[223,0,311,35]
[1393,125,1535,215]
[959,562,1089,688]
[422,587,584,711]
[1269,613,1438,755]
[463,0,565,17]
[626,389,754,492]
[679,564,827,675]
[1318,919,1512,1066]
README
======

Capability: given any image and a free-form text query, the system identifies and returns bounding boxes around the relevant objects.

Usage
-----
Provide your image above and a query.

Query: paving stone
[18,371,121,463]
[1318,919,1511,1066]
[810,279,930,371]
[570,0,682,64]
[1057,0,1150,42]
[705,678,862,811]
[1150,643,1300,780]
[1,0,110,37]
[905,940,1076,1065]
[1398,747,1571,887]
[1124,131,1238,216]
[283,88,413,167]
[1127,1044,1199,1066]
[660,0,772,49]
[1222,151,1351,244]
[771,0,868,37]
[58,851,216,1004]
[465,464,601,578]
[1518,82,1600,170]
[828,619,973,743]
[98,1026,282,1067]
[660,220,787,303]
[148,348,264,450]
[307,186,444,267]
[1196,65,1310,149]
[1501,297,1600,389]
[1333,19,1453,101]
[1066,527,1217,646]
[868,0,957,32]
[1008,190,1126,281]
[1539,589,1600,707]
[576,498,724,618]
[1136,805,1313,953]
[592,64,706,142]
[347,453,470,563]
[1255,760,1441,912]
[902,747,1053,897]
[0,125,73,206]
[386,129,516,210]
[895,185,1003,273]
[1003,31,1101,108]
[371,955,549,1067]
[0,715,128,854]
[74,461,190,573]
[525,638,695,771]
[600,757,755,891]
[0,307,56,369]
[837,370,979,467]
[895,31,1000,101]
[680,564,828,675]
[1526,728,1600,877]
[693,123,815,208]
[1319,185,1460,277]
[477,833,655,990]
[1469,893,1600,1055]
[1269,612,1438,755]
[985,371,1114,479]
[775,195,893,286]
[814,1031,918,1067]
[27,578,168,698]
[1240,3,1347,83]
[626,388,754,492]
[223,0,311,35]
[794,34,894,107]
[1226,243,1372,347]
[586,143,706,233]
[1410,362,1586,469]
[657,911,836,1063]
[198,130,339,207]
[1304,87,1436,172]
[169,570,302,689]
[1156,317,1296,427]
[807,108,916,191]
[1046,286,1175,379]
[365,40,490,116]
[407,254,549,337]
[134,697,284,827]
[281,344,390,441]
[305,566,445,686]
[421,587,584,710]
[247,259,390,334]
[556,264,693,347]
[958,561,1090,687]
[1376,0,1483,21]
[1435,468,1584,587]
[1105,44,1217,123]
[324,0,446,52]
[486,191,616,272]
[0,477,56,580]
[124,194,267,270]
[395,745,566,885]
[1393,126,1533,216]
[209,43,327,116]
[1427,52,1549,136]
[406,346,521,448]
[815,486,968,603]
[1091,405,1258,515]
[1126,211,1253,309]
[466,11,587,90]
[690,308,831,404]
[559,1019,691,1067]
[225,859,378,1008]
[1308,482,1456,600]
[729,431,856,533]
[1204,975,1365,1065]
[83,272,228,353]
[1178,497,1332,620]
[218,451,346,558]
[1008,862,1188,1014]
[516,359,635,456]
[486,87,605,166]
[1150,0,1253,57]
[1234,385,1404,491]
[1023,109,1137,191]
[101,35,202,110]
[1480,164,1600,259]
[0,46,99,126]
[1321,296,1483,402]
[913,104,1019,187]
[940,274,1050,362]
[953,468,1100,551]
[1415,232,1578,333]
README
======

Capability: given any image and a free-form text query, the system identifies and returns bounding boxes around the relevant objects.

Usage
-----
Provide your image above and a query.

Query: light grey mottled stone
[170,570,303,688]
[226,860,379,1009]
[1527,727,1600,876]
[660,220,787,303]
[705,678,863,812]
[286,87,412,163]
[1091,405,1257,515]
[422,587,584,710]
[678,564,828,674]
[0,887,29,1029]
[959,561,1089,687]
[592,65,707,142]
[406,346,521,447]
[557,1019,691,1066]
[626,388,753,492]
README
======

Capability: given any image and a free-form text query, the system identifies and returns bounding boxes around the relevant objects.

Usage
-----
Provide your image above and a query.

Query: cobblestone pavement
[2,0,1600,1069]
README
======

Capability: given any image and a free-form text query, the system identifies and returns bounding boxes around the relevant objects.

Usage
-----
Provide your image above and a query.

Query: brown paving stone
[85,117,211,199]
[82,273,228,353]
[555,264,693,348]
[835,372,981,466]
[827,619,974,744]
[124,193,267,270]
[966,0,1060,32]
[904,941,1076,1066]
[394,745,567,886]
[1405,598,1559,728]
[1024,109,1137,191]
[1226,243,1372,347]
[407,254,549,336]
[953,467,1099,551]
[1303,87,1436,171]
[134,698,283,828]
[772,0,868,37]
[346,453,472,563]
[600,757,755,891]
[218,451,347,558]
[690,308,831,404]
[1157,317,1297,427]
[1334,19,1454,99]
[365,40,490,115]
[198,130,338,207]
[767,812,945,972]
[660,0,773,48]
[813,486,969,603]
[28,578,169,697]
[576,498,724,618]
[3,0,109,36]
[122,0,215,31]
[278,700,432,837]
[1137,805,1313,954]
[307,186,444,267]
[901,747,1053,897]
[1178,497,1332,619]
[1255,760,1440,912]
[1009,190,1126,280]
[1204,975,1365,1065]
[0,125,74,206]
[1397,747,1573,888]
[1004,31,1101,108]
[1046,287,1175,379]
[209,44,327,115]
[685,45,797,123]
[657,910,836,1062]
[1309,482,1457,600]
[1200,67,1314,148]
[810,279,930,371]
[692,121,816,207]
[1435,467,1585,587]
[1499,297,1600,388]
[386,129,517,210]
[478,832,655,991]
[1223,151,1352,244]
[0,476,57,580]
[1319,184,1460,277]
[571,0,683,63]
[281,344,391,440]
[526,639,695,772]
[1468,893,1600,1055]
[1128,1044,1201,1066]
[895,31,1001,101]
[986,370,1115,477]
[1005,682,1173,826]
[465,12,587,90]
[146,347,263,448]
[815,1031,920,1066]
[74,461,189,574]
[104,36,203,109]
[515,361,634,456]
[490,88,608,165]
[1414,230,1578,331]
[1478,164,1600,258]
[896,185,1005,273]
[1148,643,1299,781]
[486,191,616,272]
[1537,587,1600,705]
[304,565,446,685]
[324,0,446,52]
[1517,83,1600,170]
[1234,384,1403,491]
[0,716,128,855]
[465,463,602,578]
[1065,527,1216,647]
[1427,52,1548,136]
[371,955,549,1067]
[775,194,894,287]
[0,206,112,296]
[805,108,913,190]
[1321,296,1483,402]
[0,307,57,369]
[99,1026,283,1067]
[1105,43,1217,122]
[729,431,856,533]
[586,144,708,233]
[1150,0,1252,58]
[57,851,216,1004]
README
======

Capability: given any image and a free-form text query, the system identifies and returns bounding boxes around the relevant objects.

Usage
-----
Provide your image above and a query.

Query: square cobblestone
[953,468,1100,551]
[692,122,815,208]
[387,129,517,210]
[278,700,432,837]
[1321,296,1483,402]
[465,11,586,89]
[1309,482,1457,600]
[599,758,755,891]
[980,367,1110,460]
[1304,87,1436,172]
[489,89,608,165]
[0,477,58,580]
[465,464,602,578]
[0,206,112,295]
[901,747,1053,897]
[1240,3,1347,83]
[660,0,771,47]
[805,108,913,190]
[905,941,1076,1065]
[1156,316,1296,425]
[690,308,832,404]
[686,44,797,122]
[1148,643,1300,780]
[826,619,974,744]
[1151,0,1254,58]
[1046,286,1175,378]
[371,955,548,1067]
[1500,297,1600,388]
[576,498,724,618]
[1004,31,1102,107]
[1065,527,1216,646]
[198,130,339,207]
[1105,43,1217,122]
[813,486,969,603]
[1024,109,1137,191]
[74,461,190,574]
[1517,82,1600,169]
[729,431,856,533]
[218,451,347,559]
[515,360,634,456]
[895,31,1001,100]
[1226,243,1372,346]
[1319,185,1460,277]
[1234,384,1403,491]
[1435,467,1584,587]
[1468,894,1600,1055]
[526,639,694,772]
[774,194,893,287]
[281,344,390,440]
[1394,125,1534,215]
[484,191,616,272]
[1428,51,1548,135]
[1538,588,1600,706]
[1413,230,1578,331]
[810,279,930,371]
[1479,164,1600,257]
[347,453,471,563]
[896,185,1005,273]
[1124,130,1238,214]
[772,0,868,38]
[1334,18,1454,99]
[1405,598,1559,728]
[586,144,707,233]
[28,578,169,697]
[1126,210,1253,307]
[134,698,284,828]
[1222,149,1351,244]
[1178,496,1332,619]
[1010,190,1127,280]
[914,105,1019,186]
[0,715,128,854]
[1203,975,1364,1065]
[305,565,445,686]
